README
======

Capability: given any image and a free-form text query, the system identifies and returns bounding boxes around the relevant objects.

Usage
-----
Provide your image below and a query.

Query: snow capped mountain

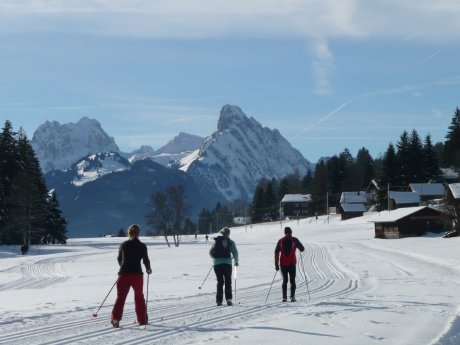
[180,105,313,201]
[72,152,130,187]
[31,117,119,172]
[128,132,204,167]
[127,145,156,163]
[45,159,212,237]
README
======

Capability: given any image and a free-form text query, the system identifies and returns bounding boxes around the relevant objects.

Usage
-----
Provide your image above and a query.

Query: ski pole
[145,273,150,329]
[198,265,213,290]
[92,279,118,317]
[234,265,237,304]
[300,254,311,301]
[264,270,278,304]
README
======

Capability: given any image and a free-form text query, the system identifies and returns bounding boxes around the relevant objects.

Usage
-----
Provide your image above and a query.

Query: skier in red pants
[111,224,151,327]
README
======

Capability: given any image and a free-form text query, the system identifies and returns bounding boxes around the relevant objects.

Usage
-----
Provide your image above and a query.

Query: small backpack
[210,236,231,258]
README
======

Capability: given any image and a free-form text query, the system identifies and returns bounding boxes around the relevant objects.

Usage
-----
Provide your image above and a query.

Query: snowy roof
[389,191,420,205]
[340,191,371,204]
[409,183,445,196]
[448,183,460,199]
[441,168,459,179]
[281,194,312,203]
[368,206,438,223]
[341,203,367,212]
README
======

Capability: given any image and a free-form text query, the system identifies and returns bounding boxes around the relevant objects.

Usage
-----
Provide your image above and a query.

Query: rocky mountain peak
[217,104,249,131]
[31,117,119,173]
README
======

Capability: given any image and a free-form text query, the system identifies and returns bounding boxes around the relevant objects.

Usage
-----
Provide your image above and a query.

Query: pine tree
[397,131,411,185]
[6,130,49,246]
[381,143,399,185]
[408,129,424,182]
[43,192,68,244]
[0,120,19,243]
[355,147,374,189]
[422,135,442,181]
[444,107,460,168]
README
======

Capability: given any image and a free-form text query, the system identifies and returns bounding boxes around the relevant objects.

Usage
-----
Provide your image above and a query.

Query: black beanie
[284,227,292,235]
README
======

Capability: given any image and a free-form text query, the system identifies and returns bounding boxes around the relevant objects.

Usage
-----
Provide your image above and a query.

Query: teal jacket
[210,236,239,266]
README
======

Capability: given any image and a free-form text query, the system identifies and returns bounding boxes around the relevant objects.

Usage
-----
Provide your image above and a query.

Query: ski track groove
[0,242,362,345]
[0,252,100,292]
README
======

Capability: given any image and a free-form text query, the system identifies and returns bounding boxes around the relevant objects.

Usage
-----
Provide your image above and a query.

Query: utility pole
[326,191,329,224]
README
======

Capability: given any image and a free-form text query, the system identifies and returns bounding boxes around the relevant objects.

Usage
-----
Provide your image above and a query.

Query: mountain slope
[180,105,313,201]
[45,159,213,237]
[128,132,204,167]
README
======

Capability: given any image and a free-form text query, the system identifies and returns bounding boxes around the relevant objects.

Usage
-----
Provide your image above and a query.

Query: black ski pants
[281,265,296,299]
[214,264,232,303]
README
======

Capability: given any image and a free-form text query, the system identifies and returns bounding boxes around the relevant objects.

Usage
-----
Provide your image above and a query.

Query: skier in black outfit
[274,227,305,302]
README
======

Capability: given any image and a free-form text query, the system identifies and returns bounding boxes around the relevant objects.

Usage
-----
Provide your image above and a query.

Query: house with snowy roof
[388,191,420,210]
[339,191,371,220]
[369,206,446,239]
[447,183,460,200]
[281,194,311,218]
[409,183,445,204]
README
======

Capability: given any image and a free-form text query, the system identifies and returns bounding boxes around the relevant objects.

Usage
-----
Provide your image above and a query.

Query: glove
[275,265,279,271]
[146,269,152,275]
[234,262,239,267]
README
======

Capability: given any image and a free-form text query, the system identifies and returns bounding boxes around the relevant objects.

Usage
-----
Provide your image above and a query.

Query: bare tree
[146,185,190,247]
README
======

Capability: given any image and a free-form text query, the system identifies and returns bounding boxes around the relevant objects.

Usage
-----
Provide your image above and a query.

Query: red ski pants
[111,273,147,324]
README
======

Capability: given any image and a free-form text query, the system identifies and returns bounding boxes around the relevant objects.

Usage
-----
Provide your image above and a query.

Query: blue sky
[1,0,460,162]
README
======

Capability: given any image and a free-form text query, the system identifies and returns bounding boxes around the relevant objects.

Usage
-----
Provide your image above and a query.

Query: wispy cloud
[419,51,441,64]
[300,74,460,134]
[0,1,458,41]
[310,36,335,96]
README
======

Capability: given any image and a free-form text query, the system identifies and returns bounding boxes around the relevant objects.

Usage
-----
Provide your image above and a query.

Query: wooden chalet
[409,183,445,203]
[339,203,366,220]
[388,191,420,210]
[370,206,446,239]
[339,191,370,220]
[281,194,311,218]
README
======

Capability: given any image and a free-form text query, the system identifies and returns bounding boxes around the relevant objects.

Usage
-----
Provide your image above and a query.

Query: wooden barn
[370,206,446,239]
[281,194,311,218]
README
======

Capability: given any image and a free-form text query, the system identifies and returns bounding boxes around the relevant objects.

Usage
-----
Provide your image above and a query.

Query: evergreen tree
[444,107,460,168]
[197,208,212,234]
[43,192,68,244]
[381,143,400,185]
[6,130,49,246]
[0,120,19,242]
[422,134,442,181]
[397,131,411,185]
[302,169,313,193]
[252,184,266,223]
[310,161,329,214]
[408,129,424,182]
[355,147,374,189]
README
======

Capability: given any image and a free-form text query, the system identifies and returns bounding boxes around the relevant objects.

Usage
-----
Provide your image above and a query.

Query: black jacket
[117,238,151,275]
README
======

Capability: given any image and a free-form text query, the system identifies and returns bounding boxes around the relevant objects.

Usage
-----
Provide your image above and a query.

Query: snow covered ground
[1,213,460,345]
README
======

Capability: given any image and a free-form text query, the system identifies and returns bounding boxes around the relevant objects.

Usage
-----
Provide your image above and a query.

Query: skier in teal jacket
[209,227,239,306]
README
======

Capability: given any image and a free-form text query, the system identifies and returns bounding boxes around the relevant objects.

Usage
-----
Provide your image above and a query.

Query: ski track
[0,243,362,345]
[0,252,100,292]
